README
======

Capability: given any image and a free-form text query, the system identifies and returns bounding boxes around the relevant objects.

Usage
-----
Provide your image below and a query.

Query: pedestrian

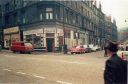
[104,42,127,84]
[104,43,108,57]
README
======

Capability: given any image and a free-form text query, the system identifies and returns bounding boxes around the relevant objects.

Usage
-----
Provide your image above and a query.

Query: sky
[98,0,128,30]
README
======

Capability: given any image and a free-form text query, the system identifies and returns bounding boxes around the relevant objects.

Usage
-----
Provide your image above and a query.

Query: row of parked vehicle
[69,44,101,54]
[10,41,101,54]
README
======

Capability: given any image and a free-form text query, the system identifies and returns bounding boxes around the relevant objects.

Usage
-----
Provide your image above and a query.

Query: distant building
[111,19,118,41]
[104,15,118,43]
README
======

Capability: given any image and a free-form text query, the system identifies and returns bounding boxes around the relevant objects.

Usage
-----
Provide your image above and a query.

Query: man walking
[104,42,127,84]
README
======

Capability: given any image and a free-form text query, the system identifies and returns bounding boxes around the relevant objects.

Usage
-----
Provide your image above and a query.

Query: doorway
[46,38,54,52]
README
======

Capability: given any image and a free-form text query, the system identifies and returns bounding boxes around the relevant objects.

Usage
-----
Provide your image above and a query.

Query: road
[0,50,107,84]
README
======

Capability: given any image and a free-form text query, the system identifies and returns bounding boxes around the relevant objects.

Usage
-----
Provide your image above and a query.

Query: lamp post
[63,7,67,54]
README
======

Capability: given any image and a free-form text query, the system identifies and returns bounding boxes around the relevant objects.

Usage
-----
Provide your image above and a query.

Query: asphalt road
[0,50,107,84]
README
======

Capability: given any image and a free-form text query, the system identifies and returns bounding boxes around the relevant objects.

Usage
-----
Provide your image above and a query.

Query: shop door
[46,38,54,52]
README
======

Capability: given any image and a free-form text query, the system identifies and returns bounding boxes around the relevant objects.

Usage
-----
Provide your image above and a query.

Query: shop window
[33,35,41,48]
[26,35,33,43]
[25,34,42,48]
[5,40,10,47]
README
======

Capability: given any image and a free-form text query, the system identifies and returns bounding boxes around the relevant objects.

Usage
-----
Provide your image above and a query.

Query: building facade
[2,0,106,52]
[0,0,3,45]
[111,19,118,41]
[104,15,118,43]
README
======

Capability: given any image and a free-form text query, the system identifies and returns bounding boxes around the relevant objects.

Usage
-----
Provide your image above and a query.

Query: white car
[89,44,99,52]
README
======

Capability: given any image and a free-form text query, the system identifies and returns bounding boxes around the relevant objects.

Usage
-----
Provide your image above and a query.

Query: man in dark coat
[104,42,127,84]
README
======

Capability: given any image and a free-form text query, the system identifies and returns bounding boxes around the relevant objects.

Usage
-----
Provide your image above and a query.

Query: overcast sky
[98,0,128,29]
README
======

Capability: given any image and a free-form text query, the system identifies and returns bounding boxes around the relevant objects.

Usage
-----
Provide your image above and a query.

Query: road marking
[3,69,11,71]
[3,55,16,57]
[56,80,72,84]
[16,72,26,75]
[33,75,46,79]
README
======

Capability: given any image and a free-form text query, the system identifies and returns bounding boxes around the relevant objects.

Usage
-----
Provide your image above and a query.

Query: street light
[63,7,67,54]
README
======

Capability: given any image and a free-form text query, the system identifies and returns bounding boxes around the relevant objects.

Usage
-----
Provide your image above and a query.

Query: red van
[10,42,33,54]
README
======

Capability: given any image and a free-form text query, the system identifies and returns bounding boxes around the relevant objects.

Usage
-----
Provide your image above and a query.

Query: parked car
[83,45,91,53]
[89,44,97,52]
[70,45,85,54]
[89,44,100,52]
[95,45,101,51]
[10,42,33,54]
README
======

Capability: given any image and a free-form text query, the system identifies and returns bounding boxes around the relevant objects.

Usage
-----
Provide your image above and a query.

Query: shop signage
[4,27,19,34]
[44,28,56,33]
[23,29,43,35]
[57,29,63,36]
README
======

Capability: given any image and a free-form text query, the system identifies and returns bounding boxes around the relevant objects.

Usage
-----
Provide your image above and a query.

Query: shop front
[23,29,44,50]
[4,27,20,48]
[23,28,56,52]
[23,27,86,52]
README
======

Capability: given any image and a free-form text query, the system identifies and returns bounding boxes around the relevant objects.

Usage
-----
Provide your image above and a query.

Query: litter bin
[63,44,67,54]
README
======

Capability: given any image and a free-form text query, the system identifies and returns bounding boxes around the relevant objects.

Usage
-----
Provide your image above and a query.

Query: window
[46,8,53,20]
[23,0,28,7]
[0,5,2,13]
[40,13,43,21]
[74,32,79,39]
[5,3,9,12]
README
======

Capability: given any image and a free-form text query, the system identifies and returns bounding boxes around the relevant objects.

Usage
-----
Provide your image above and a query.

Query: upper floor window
[46,8,53,20]
[5,3,9,12]
[40,13,43,21]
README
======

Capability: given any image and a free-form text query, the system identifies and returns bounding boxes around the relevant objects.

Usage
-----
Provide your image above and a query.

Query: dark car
[83,45,91,53]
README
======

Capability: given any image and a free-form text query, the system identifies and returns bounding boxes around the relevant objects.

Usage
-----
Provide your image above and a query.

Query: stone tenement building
[104,15,118,43]
[0,0,116,52]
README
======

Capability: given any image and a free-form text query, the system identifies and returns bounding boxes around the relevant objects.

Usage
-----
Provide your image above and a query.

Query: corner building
[3,0,105,52]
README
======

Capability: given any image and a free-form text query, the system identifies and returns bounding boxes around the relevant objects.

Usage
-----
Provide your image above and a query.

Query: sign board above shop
[4,27,19,34]
[23,29,43,35]
[44,28,56,33]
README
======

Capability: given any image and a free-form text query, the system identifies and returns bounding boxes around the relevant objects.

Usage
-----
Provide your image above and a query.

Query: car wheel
[20,51,25,54]
[28,52,31,54]
[20,51,22,54]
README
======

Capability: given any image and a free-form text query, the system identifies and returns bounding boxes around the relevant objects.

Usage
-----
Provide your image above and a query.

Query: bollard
[0,45,1,51]
[121,52,125,60]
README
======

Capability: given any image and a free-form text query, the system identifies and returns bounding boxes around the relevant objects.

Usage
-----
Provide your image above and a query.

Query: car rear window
[25,43,32,46]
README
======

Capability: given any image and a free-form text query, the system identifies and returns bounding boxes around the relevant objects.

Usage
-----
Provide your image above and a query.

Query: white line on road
[56,80,72,84]
[33,75,46,79]
[3,69,12,71]
[16,72,26,75]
